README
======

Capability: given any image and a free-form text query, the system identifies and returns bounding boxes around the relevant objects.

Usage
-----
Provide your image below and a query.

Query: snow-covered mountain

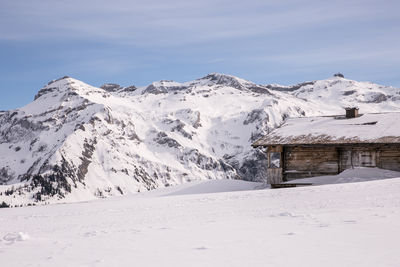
[1,73,399,206]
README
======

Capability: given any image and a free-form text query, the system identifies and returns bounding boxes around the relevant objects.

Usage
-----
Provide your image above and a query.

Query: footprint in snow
[83,231,97,237]
[194,246,209,250]
[270,212,298,218]
[343,220,357,224]
[2,232,30,244]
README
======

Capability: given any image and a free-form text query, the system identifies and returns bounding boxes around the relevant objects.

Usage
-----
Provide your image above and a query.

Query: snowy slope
[1,177,400,267]
[290,76,400,112]
[0,73,400,205]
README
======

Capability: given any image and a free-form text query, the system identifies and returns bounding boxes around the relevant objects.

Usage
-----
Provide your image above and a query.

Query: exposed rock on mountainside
[0,73,399,206]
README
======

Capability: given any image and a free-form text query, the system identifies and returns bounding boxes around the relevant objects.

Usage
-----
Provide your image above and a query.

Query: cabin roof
[253,112,400,147]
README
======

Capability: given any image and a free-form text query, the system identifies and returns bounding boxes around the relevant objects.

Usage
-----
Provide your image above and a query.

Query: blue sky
[1,0,399,110]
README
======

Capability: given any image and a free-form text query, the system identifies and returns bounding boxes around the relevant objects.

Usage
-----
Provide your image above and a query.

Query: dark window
[269,152,281,168]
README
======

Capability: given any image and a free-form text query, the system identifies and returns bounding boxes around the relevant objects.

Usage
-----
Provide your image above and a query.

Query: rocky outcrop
[100,83,122,92]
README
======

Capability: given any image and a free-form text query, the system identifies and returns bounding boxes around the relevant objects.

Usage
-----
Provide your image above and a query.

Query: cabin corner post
[266,145,284,184]
[282,146,286,182]
[376,147,382,169]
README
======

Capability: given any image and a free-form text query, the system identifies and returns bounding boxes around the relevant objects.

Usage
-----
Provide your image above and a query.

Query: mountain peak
[34,76,74,100]
[100,83,122,92]
[195,73,254,90]
[47,76,71,85]
[202,72,252,83]
[33,76,108,103]
[100,83,137,93]
[205,72,237,79]
[333,72,345,78]
[142,80,187,94]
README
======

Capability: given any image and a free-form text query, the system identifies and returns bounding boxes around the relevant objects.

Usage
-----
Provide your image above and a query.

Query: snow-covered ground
[2,174,400,267]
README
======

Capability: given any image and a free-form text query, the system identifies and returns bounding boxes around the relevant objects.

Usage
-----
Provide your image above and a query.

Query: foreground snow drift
[1,178,400,267]
[286,167,400,185]
[143,179,265,197]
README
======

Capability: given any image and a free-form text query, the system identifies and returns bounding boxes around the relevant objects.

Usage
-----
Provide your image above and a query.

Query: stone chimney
[345,107,359,118]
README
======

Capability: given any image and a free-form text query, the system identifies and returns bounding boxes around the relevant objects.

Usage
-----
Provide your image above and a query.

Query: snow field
[1,177,400,267]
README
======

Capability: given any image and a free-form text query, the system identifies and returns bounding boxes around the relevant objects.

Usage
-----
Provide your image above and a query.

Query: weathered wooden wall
[283,146,339,180]
[265,144,400,184]
[378,148,400,171]
[282,145,400,182]
[339,146,400,172]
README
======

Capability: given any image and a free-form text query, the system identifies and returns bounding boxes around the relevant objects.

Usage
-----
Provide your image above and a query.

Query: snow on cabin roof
[252,112,400,146]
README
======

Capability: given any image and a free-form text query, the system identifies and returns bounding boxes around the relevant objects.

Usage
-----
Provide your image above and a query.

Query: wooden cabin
[252,109,400,184]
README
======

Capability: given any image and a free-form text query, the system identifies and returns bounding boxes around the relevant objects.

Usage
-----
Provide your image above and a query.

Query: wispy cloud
[1,0,399,111]
[2,0,399,46]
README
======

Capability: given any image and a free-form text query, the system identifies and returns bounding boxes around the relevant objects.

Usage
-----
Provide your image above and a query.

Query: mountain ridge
[1,73,399,207]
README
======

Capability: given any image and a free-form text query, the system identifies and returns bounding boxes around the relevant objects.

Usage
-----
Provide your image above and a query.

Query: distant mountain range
[1,73,399,206]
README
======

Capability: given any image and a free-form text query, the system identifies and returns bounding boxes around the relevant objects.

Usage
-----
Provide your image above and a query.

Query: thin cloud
[1,0,398,46]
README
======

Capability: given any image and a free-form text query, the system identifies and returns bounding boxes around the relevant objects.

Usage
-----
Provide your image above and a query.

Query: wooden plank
[267,145,283,153]
[380,152,400,157]
[287,146,338,152]
[285,172,338,180]
[267,168,283,184]
[271,183,313,189]
[286,161,338,169]
[285,162,338,167]
[380,158,400,162]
